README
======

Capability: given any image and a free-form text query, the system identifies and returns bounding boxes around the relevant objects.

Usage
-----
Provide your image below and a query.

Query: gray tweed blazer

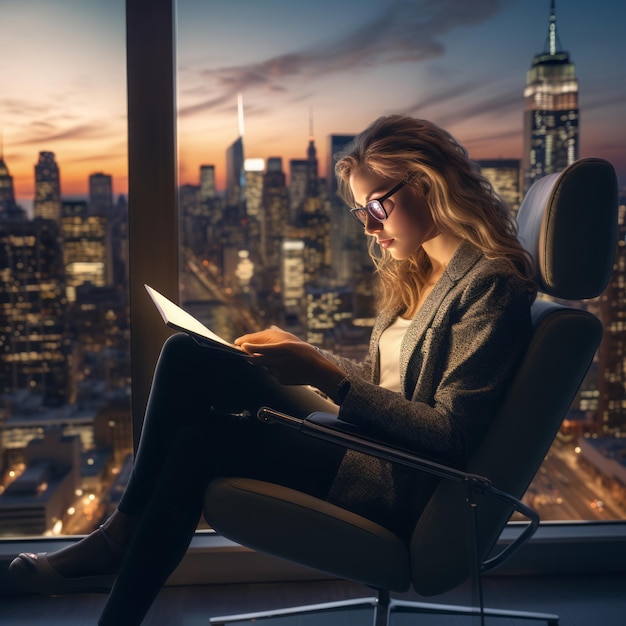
[322,240,533,541]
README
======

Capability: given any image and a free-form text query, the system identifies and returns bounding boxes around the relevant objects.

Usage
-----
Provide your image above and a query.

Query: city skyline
[2,0,625,210]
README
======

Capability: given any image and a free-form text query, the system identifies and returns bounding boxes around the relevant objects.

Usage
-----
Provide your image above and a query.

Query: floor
[1,573,625,626]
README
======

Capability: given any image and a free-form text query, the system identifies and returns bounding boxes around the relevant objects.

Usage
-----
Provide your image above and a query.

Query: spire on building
[521,0,578,193]
[544,0,563,56]
[237,92,245,139]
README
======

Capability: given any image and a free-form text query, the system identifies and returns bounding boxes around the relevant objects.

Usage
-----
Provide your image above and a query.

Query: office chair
[203,157,618,626]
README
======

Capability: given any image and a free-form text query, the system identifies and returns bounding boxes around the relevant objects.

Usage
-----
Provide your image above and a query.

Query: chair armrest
[258,406,489,486]
[257,406,540,571]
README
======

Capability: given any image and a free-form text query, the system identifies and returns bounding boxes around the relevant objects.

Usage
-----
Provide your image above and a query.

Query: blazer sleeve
[332,269,532,462]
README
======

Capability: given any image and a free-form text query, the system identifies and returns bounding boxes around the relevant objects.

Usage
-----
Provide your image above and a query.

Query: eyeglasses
[349,180,406,226]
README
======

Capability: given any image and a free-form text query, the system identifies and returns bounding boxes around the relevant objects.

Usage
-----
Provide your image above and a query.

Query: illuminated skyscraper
[599,196,626,435]
[61,201,107,302]
[477,159,521,216]
[0,219,68,406]
[522,0,578,193]
[34,152,62,222]
[244,158,265,221]
[88,173,115,283]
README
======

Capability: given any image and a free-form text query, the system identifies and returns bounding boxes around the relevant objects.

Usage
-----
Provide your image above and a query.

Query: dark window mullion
[126,0,179,449]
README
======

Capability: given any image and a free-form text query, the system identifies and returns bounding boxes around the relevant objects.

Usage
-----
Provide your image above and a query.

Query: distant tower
[477,159,521,216]
[34,151,62,221]
[199,165,216,202]
[327,134,355,199]
[522,0,578,193]
[61,200,108,301]
[88,173,114,283]
[89,172,113,216]
[263,157,288,268]
[226,94,245,209]
[0,144,23,220]
[306,109,319,198]
[289,113,322,224]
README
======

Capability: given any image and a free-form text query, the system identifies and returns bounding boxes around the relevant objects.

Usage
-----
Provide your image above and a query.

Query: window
[1,0,625,548]
[0,0,131,538]
[174,0,626,526]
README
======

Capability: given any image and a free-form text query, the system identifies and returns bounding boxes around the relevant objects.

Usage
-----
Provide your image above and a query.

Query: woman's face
[349,169,438,261]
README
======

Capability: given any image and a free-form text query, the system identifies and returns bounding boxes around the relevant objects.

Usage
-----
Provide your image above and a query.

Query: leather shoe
[9,551,115,595]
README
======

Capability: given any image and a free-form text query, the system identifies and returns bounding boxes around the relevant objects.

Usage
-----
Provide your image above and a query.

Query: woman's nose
[364,211,384,234]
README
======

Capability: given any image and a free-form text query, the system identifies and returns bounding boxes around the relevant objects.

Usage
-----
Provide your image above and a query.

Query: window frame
[126,0,179,449]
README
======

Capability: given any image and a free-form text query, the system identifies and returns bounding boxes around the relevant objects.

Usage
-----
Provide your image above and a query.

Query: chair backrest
[410,158,619,596]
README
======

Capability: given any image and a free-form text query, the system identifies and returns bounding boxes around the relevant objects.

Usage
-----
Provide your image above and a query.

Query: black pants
[99,333,345,626]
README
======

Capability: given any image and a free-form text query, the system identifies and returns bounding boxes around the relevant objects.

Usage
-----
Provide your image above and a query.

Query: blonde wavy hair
[335,115,535,314]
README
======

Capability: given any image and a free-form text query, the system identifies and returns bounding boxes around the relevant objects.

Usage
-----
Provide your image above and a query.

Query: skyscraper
[226,136,244,209]
[199,165,216,202]
[477,159,521,216]
[226,94,246,210]
[34,152,62,222]
[0,153,25,221]
[522,0,578,193]
[89,173,113,216]
[0,219,68,406]
[61,200,108,302]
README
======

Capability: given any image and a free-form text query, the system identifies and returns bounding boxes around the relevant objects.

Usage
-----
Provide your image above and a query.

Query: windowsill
[2,521,625,594]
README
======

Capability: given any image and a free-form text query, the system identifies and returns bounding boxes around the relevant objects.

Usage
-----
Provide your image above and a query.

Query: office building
[0,219,68,406]
[88,173,115,283]
[599,197,626,436]
[521,0,578,193]
[34,152,62,222]
[226,136,244,209]
[88,173,113,216]
[0,430,80,535]
[262,157,289,270]
[477,159,522,216]
[0,154,25,221]
[327,134,355,199]
[244,158,265,221]
[61,201,108,302]
[199,164,216,202]
[289,159,308,223]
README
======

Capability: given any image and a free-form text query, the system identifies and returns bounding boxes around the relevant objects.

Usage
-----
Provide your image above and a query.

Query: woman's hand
[234,326,347,398]
[234,326,302,349]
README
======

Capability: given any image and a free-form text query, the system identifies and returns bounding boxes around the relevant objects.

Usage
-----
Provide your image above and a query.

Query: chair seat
[204,477,411,592]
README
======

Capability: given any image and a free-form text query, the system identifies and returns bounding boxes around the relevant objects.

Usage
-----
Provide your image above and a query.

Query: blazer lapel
[399,241,483,392]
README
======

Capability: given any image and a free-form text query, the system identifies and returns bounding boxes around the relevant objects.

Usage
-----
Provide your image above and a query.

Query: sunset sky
[2,0,625,211]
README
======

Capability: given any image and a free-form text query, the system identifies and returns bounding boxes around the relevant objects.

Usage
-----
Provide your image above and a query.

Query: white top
[378,316,412,393]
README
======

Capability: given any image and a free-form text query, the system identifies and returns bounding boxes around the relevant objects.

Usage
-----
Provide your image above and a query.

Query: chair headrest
[516,157,618,300]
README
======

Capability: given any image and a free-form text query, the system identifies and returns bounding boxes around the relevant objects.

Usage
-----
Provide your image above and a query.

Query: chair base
[210,592,560,626]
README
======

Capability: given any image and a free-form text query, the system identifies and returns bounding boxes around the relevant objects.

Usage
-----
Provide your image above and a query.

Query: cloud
[0,99,52,119]
[16,123,114,146]
[184,0,504,117]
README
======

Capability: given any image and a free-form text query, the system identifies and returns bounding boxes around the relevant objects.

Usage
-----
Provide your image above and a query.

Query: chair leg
[210,597,379,626]
[391,598,559,624]
[209,592,559,626]
[373,590,390,626]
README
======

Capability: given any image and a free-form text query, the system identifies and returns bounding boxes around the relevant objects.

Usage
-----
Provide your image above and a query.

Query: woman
[10,115,535,625]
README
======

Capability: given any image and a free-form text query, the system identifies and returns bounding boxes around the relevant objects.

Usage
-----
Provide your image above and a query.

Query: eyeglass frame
[349,179,407,226]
